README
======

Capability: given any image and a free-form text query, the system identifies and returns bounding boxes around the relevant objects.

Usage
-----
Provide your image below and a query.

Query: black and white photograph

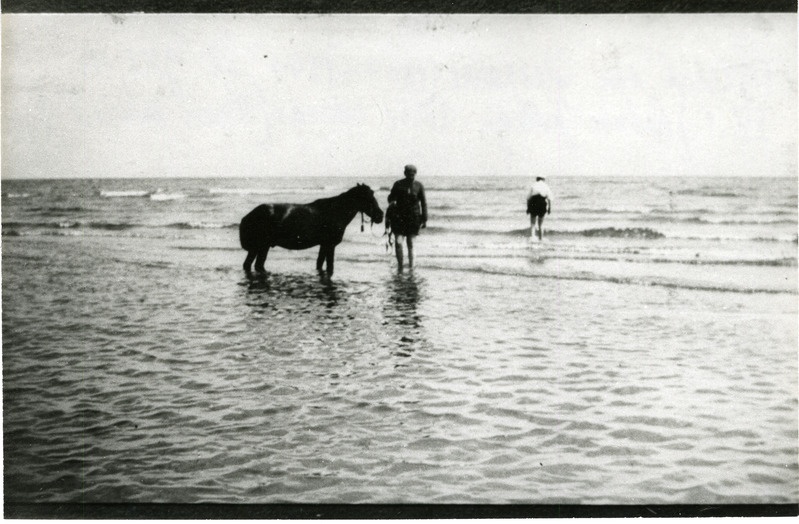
[2,2,797,517]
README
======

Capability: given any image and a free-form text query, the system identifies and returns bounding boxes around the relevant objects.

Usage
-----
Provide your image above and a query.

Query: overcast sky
[1,13,795,179]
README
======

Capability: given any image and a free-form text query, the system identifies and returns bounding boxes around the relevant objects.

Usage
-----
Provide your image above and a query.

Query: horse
[239,183,384,275]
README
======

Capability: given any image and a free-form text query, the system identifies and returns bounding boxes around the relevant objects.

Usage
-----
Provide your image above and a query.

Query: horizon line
[2,173,796,181]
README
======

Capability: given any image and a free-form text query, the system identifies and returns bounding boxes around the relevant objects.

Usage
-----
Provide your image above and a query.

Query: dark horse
[239,184,384,275]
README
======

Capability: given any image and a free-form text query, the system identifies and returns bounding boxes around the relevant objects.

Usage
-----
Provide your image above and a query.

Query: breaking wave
[425,226,666,240]
[100,190,186,200]
[569,227,666,239]
[674,189,745,198]
[27,206,92,216]
[167,222,238,230]
[421,262,794,295]
[99,190,150,198]
[150,193,186,201]
[208,187,342,197]
[3,220,238,231]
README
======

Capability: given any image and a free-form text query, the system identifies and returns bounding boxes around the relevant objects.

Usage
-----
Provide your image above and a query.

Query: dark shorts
[527,195,548,217]
[387,206,421,237]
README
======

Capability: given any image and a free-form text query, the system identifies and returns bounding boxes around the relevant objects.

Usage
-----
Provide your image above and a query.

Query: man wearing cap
[387,164,427,270]
[526,176,551,241]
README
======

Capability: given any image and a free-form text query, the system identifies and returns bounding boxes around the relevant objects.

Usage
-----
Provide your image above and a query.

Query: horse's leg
[243,251,256,272]
[254,247,269,273]
[325,244,336,276]
[316,245,326,272]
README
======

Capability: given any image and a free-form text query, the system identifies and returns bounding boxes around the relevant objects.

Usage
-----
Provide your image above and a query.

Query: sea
[2,175,797,505]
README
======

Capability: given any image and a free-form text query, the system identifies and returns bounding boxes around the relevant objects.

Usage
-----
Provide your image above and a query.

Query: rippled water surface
[3,176,797,503]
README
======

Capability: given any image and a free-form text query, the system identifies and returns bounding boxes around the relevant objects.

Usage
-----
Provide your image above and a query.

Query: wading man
[387,164,427,271]
[526,176,551,241]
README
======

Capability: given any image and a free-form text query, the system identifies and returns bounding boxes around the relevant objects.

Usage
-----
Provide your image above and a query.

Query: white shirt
[528,180,551,199]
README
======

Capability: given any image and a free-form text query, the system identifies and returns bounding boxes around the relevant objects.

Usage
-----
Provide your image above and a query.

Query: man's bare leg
[395,235,405,271]
[537,215,545,241]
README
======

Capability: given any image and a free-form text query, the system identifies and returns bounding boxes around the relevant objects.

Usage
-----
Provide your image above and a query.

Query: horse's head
[350,183,384,224]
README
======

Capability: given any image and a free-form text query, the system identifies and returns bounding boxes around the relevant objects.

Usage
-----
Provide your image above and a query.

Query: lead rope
[383,204,394,251]
[384,216,393,251]
[360,212,365,232]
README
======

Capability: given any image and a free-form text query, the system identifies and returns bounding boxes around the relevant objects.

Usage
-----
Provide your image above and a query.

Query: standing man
[388,164,427,271]
[526,176,551,241]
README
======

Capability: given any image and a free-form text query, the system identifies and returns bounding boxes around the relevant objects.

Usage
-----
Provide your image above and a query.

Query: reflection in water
[386,273,422,328]
[240,272,346,312]
[237,272,357,359]
[383,273,427,358]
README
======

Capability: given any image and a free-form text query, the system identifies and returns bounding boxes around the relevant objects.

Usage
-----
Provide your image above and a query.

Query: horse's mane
[309,184,372,206]
[345,183,373,196]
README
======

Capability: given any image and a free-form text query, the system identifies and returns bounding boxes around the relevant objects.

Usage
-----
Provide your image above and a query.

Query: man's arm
[419,183,427,226]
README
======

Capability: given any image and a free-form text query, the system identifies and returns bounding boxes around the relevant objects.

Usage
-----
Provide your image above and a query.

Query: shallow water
[3,176,797,503]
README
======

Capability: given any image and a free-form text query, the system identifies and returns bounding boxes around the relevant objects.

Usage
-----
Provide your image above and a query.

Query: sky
[1,13,796,179]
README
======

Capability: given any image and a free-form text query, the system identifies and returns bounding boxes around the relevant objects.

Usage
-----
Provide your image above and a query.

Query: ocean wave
[88,222,136,231]
[701,218,797,226]
[674,189,744,198]
[548,214,797,227]
[421,262,795,295]
[208,187,340,196]
[99,190,150,198]
[39,230,87,237]
[99,189,193,200]
[427,225,798,243]
[649,257,797,267]
[168,222,238,230]
[424,226,524,237]
[344,250,797,268]
[570,227,666,239]
[174,246,240,251]
[2,220,239,231]
[27,206,91,216]
[434,212,515,220]
[14,221,135,231]
[3,193,32,199]
[566,206,661,215]
[648,215,797,226]
[150,193,186,201]
[684,234,799,243]
[425,226,666,240]
[425,185,522,193]
[526,206,795,219]
[634,214,798,226]
[539,253,797,268]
